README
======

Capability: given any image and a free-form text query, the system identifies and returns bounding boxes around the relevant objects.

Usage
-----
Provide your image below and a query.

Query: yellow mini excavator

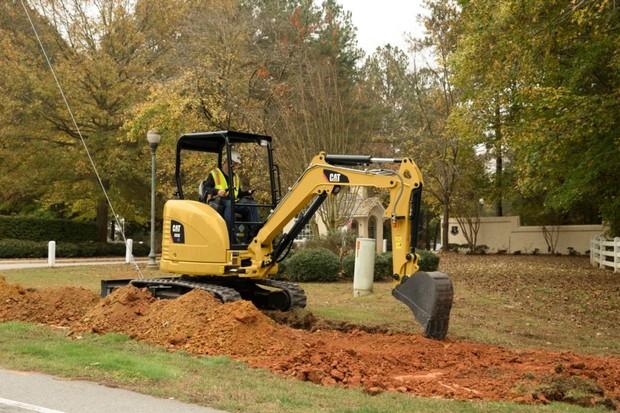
[102,131,454,339]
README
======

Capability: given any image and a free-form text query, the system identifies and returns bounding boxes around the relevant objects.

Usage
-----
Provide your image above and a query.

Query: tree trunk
[424,209,431,250]
[96,196,109,242]
[494,104,503,216]
[441,202,450,251]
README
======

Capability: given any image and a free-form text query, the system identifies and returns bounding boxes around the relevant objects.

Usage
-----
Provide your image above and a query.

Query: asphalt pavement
[0,369,225,413]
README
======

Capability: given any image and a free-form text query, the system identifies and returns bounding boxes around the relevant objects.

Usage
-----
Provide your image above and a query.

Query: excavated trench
[0,276,618,409]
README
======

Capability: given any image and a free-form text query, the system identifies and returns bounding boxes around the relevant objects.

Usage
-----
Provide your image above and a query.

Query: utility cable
[19,0,144,278]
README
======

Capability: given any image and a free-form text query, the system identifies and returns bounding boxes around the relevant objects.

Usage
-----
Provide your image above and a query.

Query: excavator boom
[243,152,453,339]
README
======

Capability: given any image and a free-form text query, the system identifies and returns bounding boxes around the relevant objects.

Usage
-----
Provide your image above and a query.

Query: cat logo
[171,220,185,244]
[323,169,350,183]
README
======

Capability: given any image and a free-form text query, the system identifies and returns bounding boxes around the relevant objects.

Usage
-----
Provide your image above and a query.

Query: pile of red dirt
[0,278,618,407]
[261,330,620,405]
[79,285,154,333]
[78,286,305,357]
[0,276,98,326]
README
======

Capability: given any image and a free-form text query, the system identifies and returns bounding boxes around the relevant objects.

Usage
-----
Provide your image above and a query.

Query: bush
[474,244,489,254]
[0,239,149,258]
[303,230,356,258]
[0,239,47,258]
[284,248,340,282]
[342,253,355,278]
[341,252,390,281]
[0,215,97,242]
[342,250,439,279]
[374,252,393,280]
[417,249,440,272]
[447,243,460,252]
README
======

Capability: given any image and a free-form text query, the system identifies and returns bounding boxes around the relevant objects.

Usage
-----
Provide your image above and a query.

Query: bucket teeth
[392,271,454,340]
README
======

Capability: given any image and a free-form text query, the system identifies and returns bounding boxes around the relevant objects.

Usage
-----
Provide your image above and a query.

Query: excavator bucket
[392,271,454,340]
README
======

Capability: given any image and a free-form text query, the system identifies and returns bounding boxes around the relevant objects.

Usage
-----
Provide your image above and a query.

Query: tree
[405,0,465,251]
[0,0,184,239]
[453,0,619,234]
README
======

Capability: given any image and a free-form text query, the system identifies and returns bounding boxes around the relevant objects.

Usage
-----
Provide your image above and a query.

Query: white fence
[590,235,620,273]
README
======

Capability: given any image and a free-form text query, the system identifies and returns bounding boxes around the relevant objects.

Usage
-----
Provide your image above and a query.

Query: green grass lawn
[0,264,161,291]
[0,322,608,413]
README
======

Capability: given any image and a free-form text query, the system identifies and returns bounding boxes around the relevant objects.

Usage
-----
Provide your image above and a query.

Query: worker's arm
[203,173,227,198]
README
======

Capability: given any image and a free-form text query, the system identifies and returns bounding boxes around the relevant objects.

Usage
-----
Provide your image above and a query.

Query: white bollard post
[353,238,376,297]
[48,241,56,268]
[590,237,594,266]
[614,237,619,274]
[382,239,388,253]
[125,239,133,264]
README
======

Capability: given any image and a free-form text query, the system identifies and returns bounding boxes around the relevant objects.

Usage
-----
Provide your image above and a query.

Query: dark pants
[220,198,260,243]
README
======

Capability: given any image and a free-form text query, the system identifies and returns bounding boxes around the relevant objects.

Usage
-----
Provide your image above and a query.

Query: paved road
[0,369,225,413]
[0,258,148,271]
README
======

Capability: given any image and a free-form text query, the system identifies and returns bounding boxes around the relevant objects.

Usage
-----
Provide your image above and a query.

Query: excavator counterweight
[102,131,454,339]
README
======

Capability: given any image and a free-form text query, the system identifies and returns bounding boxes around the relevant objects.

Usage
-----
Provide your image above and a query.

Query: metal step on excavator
[102,131,453,339]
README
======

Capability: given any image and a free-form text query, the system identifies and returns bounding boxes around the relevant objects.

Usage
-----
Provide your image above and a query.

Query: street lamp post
[147,129,161,268]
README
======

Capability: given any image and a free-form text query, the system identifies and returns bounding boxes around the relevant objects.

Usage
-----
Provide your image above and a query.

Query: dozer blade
[392,271,453,340]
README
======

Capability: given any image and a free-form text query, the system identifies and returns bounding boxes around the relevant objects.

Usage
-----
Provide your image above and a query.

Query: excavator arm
[247,152,454,339]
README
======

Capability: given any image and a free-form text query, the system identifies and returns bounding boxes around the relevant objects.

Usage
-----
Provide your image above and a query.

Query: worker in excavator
[200,149,259,242]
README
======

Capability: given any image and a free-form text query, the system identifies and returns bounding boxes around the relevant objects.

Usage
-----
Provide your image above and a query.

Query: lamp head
[147,129,161,149]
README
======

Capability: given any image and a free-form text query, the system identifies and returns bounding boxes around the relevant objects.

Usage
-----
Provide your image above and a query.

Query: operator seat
[198,180,209,203]
[198,179,247,242]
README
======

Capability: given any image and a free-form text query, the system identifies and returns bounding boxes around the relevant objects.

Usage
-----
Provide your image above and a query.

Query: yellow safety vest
[211,168,240,200]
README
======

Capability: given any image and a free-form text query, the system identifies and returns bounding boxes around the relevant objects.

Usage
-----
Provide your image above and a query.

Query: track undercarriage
[101,276,307,312]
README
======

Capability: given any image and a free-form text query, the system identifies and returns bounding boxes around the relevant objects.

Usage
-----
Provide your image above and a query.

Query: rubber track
[257,279,307,309]
[130,278,242,303]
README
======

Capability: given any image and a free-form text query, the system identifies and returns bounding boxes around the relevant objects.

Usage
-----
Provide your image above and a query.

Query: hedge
[342,250,440,280]
[342,253,355,278]
[0,215,97,242]
[0,239,149,258]
[342,252,393,281]
[417,249,440,271]
[284,248,340,282]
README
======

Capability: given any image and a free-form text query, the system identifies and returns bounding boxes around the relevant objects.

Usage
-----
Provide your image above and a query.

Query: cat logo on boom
[323,169,349,183]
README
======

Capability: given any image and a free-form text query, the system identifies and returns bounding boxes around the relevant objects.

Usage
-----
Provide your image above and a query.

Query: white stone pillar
[125,239,133,264]
[353,238,376,297]
[48,241,56,268]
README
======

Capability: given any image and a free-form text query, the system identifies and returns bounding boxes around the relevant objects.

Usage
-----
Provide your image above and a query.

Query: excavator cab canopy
[174,131,282,249]
[174,130,281,206]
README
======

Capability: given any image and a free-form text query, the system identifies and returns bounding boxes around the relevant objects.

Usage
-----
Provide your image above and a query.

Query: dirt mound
[0,276,98,326]
[264,330,620,405]
[80,286,153,333]
[79,287,303,357]
[0,277,618,407]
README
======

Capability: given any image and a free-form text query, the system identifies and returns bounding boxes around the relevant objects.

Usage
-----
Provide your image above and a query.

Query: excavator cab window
[174,131,281,249]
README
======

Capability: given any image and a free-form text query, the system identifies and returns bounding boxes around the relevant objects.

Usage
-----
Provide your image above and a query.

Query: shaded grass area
[0,322,608,413]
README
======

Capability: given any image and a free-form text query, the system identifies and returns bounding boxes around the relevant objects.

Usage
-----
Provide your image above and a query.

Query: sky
[337,0,428,56]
